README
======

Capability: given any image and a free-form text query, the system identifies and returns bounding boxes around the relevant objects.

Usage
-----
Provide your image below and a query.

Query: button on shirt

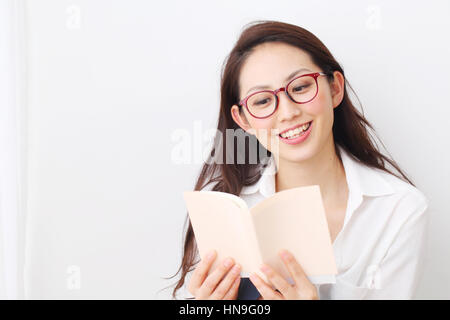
[238,145,429,299]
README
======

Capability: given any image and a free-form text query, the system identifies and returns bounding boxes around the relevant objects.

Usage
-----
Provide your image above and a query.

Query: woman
[171,20,428,300]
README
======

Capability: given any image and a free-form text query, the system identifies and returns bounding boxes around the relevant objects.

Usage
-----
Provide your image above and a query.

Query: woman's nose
[276,91,302,120]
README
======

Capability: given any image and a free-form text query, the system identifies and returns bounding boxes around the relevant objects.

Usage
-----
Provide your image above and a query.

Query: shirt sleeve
[364,196,429,299]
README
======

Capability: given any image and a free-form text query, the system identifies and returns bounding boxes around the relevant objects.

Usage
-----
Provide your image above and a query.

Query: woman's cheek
[250,120,276,151]
[308,98,327,116]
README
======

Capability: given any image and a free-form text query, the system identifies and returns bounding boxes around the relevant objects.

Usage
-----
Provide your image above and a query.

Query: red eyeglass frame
[238,72,328,119]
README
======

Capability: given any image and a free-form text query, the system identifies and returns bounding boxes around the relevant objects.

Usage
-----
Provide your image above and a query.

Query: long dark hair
[168,20,414,299]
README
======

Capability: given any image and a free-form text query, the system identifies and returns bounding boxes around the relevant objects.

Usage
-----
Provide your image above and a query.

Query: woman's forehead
[239,43,316,94]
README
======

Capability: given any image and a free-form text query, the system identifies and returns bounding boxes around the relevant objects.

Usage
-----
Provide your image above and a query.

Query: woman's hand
[187,250,241,300]
[250,249,319,300]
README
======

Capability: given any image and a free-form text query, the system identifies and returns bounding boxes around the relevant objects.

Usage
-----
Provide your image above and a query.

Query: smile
[279,121,312,139]
[278,121,313,145]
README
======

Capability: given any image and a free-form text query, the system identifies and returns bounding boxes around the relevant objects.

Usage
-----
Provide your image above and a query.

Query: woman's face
[231,42,344,164]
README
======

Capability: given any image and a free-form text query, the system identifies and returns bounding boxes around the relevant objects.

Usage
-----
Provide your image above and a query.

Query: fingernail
[280,250,290,260]
[231,264,241,274]
[223,258,233,267]
[260,264,270,273]
[206,250,215,260]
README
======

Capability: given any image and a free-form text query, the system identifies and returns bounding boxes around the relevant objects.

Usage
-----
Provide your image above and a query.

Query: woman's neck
[274,142,347,205]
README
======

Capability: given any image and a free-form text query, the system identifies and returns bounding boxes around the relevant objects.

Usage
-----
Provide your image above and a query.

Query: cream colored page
[183,191,260,276]
[249,185,337,283]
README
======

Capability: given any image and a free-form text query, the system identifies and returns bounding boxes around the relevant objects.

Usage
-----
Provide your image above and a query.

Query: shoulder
[378,169,428,206]
[374,168,429,223]
[341,144,429,220]
[339,146,428,213]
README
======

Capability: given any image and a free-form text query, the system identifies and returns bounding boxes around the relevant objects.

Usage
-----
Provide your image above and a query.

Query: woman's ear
[331,71,345,109]
[231,105,252,133]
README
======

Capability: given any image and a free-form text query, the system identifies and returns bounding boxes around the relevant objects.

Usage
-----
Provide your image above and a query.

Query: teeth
[280,122,310,138]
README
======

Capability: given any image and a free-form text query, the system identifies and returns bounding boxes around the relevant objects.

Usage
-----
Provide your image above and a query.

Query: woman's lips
[278,121,313,145]
[278,121,312,136]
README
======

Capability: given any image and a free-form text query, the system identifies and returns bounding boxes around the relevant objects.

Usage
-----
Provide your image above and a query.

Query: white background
[13,0,450,298]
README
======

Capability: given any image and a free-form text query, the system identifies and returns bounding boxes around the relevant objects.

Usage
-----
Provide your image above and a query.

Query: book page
[200,191,248,210]
[249,185,337,284]
[183,191,261,277]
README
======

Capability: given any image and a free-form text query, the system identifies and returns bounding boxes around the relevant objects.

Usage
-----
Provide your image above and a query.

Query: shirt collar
[240,145,394,198]
[338,145,394,197]
[240,156,277,198]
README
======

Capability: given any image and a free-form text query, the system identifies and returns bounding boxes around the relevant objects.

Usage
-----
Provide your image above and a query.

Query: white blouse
[238,145,429,299]
[180,146,429,300]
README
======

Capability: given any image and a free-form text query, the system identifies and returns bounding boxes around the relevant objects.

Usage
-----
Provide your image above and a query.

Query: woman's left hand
[249,249,319,300]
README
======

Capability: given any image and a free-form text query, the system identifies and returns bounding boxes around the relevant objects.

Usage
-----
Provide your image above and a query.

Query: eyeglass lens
[246,75,317,118]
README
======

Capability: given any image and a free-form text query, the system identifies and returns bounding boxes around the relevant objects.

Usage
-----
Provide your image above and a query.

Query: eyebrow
[244,67,313,96]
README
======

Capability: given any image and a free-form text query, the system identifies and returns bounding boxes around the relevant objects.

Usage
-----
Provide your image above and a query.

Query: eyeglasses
[238,72,328,119]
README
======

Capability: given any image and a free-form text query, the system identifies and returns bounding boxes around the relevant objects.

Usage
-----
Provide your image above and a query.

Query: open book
[183,185,337,285]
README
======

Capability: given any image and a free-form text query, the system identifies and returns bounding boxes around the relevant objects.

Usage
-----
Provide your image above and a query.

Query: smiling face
[230,41,344,164]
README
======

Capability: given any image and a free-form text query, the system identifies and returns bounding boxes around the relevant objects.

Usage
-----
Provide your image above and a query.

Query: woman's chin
[280,147,316,164]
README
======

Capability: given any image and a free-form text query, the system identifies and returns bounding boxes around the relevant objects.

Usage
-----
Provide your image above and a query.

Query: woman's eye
[255,98,270,105]
[293,85,308,92]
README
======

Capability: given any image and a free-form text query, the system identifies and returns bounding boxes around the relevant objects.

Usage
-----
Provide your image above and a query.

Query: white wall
[22,0,450,299]
[0,0,27,299]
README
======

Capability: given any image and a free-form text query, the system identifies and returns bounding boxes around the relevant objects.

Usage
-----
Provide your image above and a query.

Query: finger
[197,257,235,298]
[279,250,318,299]
[249,273,283,300]
[279,250,311,290]
[188,250,216,295]
[222,276,241,300]
[210,263,241,300]
[260,264,296,298]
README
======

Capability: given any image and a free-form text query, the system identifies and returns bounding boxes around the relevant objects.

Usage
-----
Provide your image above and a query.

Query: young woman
[171,20,428,300]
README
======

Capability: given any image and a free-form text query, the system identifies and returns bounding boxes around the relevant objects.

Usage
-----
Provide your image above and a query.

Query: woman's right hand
[187,250,241,300]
